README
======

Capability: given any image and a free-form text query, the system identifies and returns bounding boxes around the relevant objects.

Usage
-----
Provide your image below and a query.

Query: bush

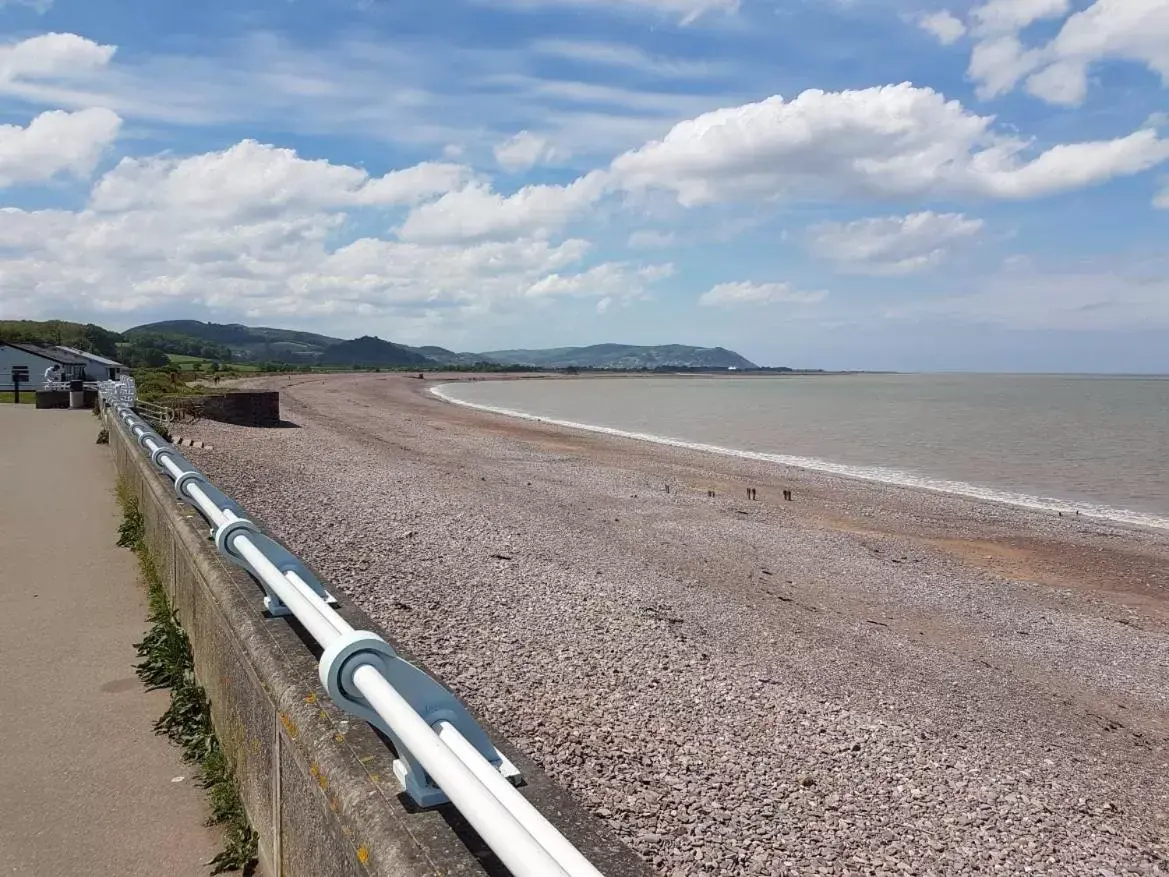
[133,367,201,402]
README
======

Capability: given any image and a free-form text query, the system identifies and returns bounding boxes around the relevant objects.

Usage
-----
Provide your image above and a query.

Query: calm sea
[434,374,1169,530]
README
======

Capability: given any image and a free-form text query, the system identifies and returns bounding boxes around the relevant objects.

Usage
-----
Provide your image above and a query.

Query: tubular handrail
[97,376,137,408]
[98,386,603,877]
[134,399,175,424]
[44,380,100,391]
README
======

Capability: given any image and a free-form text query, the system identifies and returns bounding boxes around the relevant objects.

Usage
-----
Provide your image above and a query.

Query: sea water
[433,374,1169,530]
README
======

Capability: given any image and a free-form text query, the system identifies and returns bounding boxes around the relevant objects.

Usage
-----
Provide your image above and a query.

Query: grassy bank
[116,481,258,875]
[0,391,36,403]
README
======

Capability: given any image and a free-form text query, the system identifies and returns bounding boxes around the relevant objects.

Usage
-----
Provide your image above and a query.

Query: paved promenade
[0,404,221,876]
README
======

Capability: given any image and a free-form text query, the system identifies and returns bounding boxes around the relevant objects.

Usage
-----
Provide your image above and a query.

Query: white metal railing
[97,376,137,407]
[96,378,173,425]
[134,400,175,425]
[43,380,99,392]
[98,387,603,877]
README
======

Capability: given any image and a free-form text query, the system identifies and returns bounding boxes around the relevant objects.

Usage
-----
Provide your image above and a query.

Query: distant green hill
[403,345,485,366]
[318,336,434,367]
[123,320,760,370]
[0,320,121,358]
[127,320,342,362]
[480,343,758,370]
[119,330,233,362]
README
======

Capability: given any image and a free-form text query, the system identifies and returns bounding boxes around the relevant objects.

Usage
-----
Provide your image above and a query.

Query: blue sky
[0,0,1167,370]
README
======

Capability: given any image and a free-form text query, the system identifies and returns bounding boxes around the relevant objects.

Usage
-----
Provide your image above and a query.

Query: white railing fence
[97,376,137,407]
[43,380,100,392]
[97,382,603,877]
[134,400,175,426]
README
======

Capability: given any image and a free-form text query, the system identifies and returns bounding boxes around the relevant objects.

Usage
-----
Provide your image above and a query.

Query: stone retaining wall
[107,410,650,877]
[167,391,282,427]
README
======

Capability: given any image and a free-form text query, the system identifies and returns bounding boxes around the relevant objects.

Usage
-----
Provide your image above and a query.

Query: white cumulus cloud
[0,33,118,114]
[806,212,984,275]
[523,261,672,300]
[90,140,468,218]
[0,136,604,335]
[699,281,827,307]
[609,83,1169,205]
[919,10,967,45]
[398,172,607,243]
[968,34,1045,99]
[0,32,115,82]
[970,0,1070,35]
[0,197,600,327]
[0,107,121,187]
[493,130,569,172]
[355,161,473,205]
[963,0,1169,106]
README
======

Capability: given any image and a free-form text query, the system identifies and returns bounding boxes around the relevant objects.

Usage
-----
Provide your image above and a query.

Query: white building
[0,342,89,391]
[54,346,129,382]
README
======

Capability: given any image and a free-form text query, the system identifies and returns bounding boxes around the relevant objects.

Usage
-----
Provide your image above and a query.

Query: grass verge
[116,481,258,874]
[0,391,36,403]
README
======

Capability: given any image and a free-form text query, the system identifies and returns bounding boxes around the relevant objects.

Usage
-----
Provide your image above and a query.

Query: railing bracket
[319,630,521,808]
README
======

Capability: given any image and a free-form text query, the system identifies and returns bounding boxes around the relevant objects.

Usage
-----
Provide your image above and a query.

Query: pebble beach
[183,373,1169,876]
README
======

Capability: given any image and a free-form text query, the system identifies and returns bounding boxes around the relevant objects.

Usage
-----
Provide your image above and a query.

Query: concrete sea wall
[108,411,650,877]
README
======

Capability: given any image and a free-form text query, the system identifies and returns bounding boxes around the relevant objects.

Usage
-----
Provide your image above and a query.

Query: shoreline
[428,378,1169,533]
[184,373,1169,875]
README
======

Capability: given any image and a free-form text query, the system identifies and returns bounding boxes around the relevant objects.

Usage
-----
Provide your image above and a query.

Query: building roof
[55,345,126,368]
[1,341,91,366]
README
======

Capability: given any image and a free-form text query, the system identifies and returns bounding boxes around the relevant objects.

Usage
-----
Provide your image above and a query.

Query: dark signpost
[11,365,28,403]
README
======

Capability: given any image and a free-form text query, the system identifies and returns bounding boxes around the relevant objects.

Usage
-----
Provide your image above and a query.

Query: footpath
[0,405,222,876]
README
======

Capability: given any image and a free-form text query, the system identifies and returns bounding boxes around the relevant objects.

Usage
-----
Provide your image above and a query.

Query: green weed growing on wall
[116,481,258,874]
